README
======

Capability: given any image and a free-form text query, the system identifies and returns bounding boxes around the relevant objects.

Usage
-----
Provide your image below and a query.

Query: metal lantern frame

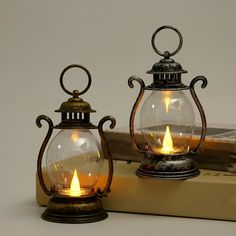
[128,25,207,180]
[36,64,116,223]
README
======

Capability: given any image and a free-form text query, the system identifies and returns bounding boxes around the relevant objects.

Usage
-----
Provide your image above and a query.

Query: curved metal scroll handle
[189,76,208,155]
[97,116,116,197]
[128,76,147,153]
[60,64,92,96]
[36,115,54,196]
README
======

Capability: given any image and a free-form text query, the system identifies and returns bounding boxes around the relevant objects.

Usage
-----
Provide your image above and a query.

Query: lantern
[128,25,207,179]
[36,64,116,223]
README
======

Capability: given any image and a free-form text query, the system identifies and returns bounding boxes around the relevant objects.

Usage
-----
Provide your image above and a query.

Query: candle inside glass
[161,125,173,154]
[58,169,88,197]
[69,169,81,196]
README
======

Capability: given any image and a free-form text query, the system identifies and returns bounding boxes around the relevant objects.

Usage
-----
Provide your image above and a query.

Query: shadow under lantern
[128,25,207,180]
[36,64,116,223]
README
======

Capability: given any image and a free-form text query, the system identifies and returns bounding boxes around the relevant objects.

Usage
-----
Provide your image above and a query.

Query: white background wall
[0,0,236,200]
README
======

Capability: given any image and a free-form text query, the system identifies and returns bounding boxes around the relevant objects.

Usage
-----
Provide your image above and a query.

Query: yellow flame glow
[162,126,173,154]
[71,131,79,143]
[70,169,81,197]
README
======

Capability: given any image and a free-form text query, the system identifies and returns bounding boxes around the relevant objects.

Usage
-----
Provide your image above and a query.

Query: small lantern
[128,25,207,179]
[36,64,116,223]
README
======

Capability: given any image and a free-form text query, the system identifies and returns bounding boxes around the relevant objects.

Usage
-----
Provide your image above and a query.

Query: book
[36,161,236,221]
[103,126,236,172]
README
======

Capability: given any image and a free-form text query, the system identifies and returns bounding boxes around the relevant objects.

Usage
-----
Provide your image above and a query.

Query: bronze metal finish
[59,64,92,96]
[54,64,97,129]
[97,116,116,197]
[128,76,146,153]
[128,25,207,180]
[136,154,200,180]
[36,64,116,223]
[189,76,207,155]
[36,115,53,196]
[151,25,183,58]
[42,193,108,224]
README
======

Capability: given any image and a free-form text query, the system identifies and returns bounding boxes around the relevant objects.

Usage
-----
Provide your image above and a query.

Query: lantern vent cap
[55,90,96,113]
[147,56,187,75]
[147,25,187,75]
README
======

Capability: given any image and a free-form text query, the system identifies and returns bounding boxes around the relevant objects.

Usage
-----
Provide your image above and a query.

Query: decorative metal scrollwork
[36,115,54,196]
[128,76,149,152]
[97,116,116,197]
[189,76,208,154]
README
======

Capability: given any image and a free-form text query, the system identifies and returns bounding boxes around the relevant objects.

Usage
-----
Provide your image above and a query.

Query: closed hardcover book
[36,161,236,221]
[103,126,236,172]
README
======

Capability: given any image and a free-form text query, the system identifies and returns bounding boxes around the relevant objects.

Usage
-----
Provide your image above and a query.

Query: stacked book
[36,126,236,221]
[104,126,236,172]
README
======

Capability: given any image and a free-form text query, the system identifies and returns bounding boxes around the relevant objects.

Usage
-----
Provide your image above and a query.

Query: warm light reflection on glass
[165,97,171,113]
[71,131,79,143]
[163,91,172,113]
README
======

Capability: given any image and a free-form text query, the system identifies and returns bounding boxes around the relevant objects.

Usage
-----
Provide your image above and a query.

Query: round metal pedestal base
[136,155,200,180]
[136,166,200,179]
[42,194,107,224]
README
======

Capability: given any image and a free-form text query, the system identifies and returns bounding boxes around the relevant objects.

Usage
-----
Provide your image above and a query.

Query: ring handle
[151,25,183,57]
[60,64,92,96]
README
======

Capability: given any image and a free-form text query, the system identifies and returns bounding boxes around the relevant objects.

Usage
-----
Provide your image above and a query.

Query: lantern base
[136,154,200,180]
[41,193,107,224]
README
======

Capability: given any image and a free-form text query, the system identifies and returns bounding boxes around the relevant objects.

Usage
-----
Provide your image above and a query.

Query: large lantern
[128,25,207,179]
[36,64,116,223]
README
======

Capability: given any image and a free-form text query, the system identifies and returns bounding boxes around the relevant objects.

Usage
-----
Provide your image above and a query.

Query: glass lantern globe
[46,129,103,196]
[140,90,195,155]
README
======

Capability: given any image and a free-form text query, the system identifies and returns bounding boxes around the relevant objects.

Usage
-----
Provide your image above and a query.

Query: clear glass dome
[140,90,195,155]
[46,129,103,196]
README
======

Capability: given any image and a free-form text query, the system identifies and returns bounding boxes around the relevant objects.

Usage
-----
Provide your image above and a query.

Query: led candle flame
[70,169,81,197]
[162,125,173,154]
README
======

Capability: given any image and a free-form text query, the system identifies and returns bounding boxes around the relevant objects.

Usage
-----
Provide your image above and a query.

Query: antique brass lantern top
[53,65,97,129]
[146,25,188,90]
